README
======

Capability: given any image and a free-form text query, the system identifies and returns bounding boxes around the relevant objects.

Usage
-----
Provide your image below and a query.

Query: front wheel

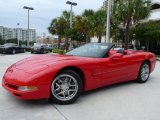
[23,49,26,53]
[50,70,82,104]
[137,62,150,83]
[12,49,16,54]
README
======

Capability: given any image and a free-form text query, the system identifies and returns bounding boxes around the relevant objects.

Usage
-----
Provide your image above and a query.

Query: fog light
[18,86,38,92]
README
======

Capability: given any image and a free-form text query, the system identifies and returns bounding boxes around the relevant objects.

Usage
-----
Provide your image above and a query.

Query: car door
[19,46,24,53]
[100,54,134,85]
[16,45,22,53]
[13,46,18,53]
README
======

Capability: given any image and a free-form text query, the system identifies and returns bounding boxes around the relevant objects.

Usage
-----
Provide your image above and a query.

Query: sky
[0,0,104,36]
[1,0,160,37]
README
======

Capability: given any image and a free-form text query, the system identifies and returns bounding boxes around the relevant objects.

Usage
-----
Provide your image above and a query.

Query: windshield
[34,45,42,47]
[66,43,113,58]
[4,43,17,47]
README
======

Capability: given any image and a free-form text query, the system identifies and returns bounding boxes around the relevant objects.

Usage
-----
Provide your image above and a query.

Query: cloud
[0,0,104,36]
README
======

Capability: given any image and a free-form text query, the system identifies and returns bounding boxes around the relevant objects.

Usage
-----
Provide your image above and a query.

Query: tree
[0,35,4,45]
[82,9,95,43]
[7,38,18,44]
[74,15,88,43]
[81,9,106,43]
[113,0,151,49]
[48,18,66,48]
[93,9,106,43]
[48,11,70,49]
[132,21,160,51]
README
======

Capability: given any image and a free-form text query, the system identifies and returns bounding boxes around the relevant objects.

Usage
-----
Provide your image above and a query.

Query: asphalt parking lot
[0,53,160,120]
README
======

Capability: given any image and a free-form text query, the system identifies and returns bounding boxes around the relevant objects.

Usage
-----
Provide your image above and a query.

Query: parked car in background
[44,44,54,52]
[31,44,48,54]
[0,43,26,54]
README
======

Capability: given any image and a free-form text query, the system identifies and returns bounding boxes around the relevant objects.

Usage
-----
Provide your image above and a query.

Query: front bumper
[0,48,11,53]
[31,49,43,53]
[2,72,51,100]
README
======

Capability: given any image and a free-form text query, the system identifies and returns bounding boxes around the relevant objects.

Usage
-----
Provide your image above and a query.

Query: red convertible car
[2,43,156,104]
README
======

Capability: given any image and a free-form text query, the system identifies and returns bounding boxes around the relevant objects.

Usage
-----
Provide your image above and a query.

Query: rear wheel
[137,62,150,83]
[43,50,46,54]
[50,70,82,104]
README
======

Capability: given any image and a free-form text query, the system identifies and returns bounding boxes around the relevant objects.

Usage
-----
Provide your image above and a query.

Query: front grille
[6,83,18,90]
[0,48,2,53]
[0,48,5,53]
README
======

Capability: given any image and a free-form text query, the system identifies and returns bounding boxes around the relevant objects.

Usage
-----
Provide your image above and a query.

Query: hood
[15,54,82,74]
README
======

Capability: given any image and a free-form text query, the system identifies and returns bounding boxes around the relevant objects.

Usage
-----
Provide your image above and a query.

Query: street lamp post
[66,1,77,28]
[66,1,77,50]
[106,0,111,43]
[23,6,34,47]
[17,23,20,46]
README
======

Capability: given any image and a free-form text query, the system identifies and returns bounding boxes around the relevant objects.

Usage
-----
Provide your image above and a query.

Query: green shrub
[52,49,65,54]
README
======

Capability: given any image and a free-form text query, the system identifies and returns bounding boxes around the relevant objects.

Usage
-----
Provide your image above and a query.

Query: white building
[0,26,36,41]
[101,0,114,11]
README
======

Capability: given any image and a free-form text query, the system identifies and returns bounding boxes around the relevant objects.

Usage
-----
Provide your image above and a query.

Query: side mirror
[111,53,123,60]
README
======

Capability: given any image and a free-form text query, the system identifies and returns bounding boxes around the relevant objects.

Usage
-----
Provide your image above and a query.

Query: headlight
[18,86,38,92]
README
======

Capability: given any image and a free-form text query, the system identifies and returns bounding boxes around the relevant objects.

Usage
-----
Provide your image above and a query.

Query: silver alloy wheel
[141,64,150,81]
[51,74,78,101]
[12,49,16,54]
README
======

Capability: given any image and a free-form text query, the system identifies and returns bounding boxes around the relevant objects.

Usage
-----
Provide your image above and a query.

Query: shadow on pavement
[81,80,136,97]
[4,92,50,107]
[5,79,151,106]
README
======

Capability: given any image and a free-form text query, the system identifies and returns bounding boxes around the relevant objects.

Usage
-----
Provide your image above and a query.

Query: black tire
[50,70,82,104]
[137,62,150,83]
[43,51,46,54]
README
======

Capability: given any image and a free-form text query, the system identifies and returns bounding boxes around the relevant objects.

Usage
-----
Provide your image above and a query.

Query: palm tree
[113,0,151,49]
[93,9,106,43]
[82,9,95,43]
[48,11,70,49]
[81,9,106,43]
[74,15,88,43]
[48,18,66,48]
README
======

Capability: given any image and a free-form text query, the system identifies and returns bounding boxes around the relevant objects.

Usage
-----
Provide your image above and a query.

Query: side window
[116,49,125,55]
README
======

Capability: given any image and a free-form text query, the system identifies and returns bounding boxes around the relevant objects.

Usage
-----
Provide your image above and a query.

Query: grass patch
[52,49,65,54]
